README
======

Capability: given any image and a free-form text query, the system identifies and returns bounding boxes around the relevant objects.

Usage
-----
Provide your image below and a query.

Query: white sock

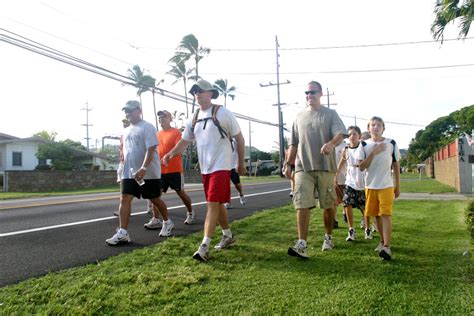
[298,239,307,247]
[163,219,170,224]
[118,228,128,235]
[325,234,332,240]
[202,236,211,246]
[222,229,232,238]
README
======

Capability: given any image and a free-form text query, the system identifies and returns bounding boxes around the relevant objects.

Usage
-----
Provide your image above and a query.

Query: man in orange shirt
[144,110,196,229]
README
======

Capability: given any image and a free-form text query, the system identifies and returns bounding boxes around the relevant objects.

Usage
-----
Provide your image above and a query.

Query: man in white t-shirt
[106,100,174,245]
[162,79,246,262]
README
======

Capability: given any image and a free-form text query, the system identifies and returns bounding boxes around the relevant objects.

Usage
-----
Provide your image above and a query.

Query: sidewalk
[398,192,472,200]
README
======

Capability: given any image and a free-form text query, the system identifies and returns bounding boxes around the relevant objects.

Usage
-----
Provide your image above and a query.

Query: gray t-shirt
[121,120,161,179]
[290,106,346,172]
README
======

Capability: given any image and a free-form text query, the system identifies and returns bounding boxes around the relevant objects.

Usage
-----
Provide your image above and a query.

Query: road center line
[0,188,289,237]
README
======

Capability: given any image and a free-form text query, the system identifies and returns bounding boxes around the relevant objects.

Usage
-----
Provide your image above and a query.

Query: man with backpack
[162,79,246,262]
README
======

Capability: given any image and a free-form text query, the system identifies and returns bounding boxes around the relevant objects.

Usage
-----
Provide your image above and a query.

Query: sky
[1,0,473,153]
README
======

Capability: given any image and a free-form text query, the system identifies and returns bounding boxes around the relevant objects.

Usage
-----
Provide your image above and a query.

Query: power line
[202,63,474,76]
[0,29,281,129]
[211,37,474,51]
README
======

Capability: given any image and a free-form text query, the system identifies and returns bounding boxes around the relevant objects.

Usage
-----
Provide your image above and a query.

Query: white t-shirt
[231,138,238,169]
[182,105,241,174]
[335,141,346,185]
[121,120,160,179]
[355,138,400,189]
[344,145,365,190]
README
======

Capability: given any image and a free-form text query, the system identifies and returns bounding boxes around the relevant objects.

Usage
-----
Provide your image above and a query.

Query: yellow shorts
[293,170,335,209]
[364,187,394,217]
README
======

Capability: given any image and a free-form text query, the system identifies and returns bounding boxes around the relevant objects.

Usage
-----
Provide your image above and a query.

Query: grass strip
[0,200,471,314]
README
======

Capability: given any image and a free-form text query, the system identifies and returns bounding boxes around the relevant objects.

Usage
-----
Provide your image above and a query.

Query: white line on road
[0,188,290,237]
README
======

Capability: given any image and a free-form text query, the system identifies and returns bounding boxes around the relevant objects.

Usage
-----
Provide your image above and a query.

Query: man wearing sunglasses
[106,100,174,245]
[284,81,346,258]
[162,79,246,262]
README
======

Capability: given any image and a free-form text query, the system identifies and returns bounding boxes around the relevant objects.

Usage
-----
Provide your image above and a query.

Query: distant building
[0,133,118,172]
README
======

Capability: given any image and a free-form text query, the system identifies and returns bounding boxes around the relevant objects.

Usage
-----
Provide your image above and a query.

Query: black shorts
[342,185,366,211]
[230,168,240,185]
[121,179,162,199]
[161,172,183,193]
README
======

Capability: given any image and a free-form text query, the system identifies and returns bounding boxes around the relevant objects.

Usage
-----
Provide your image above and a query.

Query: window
[12,152,22,166]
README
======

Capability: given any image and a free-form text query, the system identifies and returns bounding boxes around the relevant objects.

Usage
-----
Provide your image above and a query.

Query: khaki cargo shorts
[293,170,336,210]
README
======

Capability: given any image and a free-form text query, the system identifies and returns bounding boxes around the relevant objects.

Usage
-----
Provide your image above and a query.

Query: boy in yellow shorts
[356,116,400,260]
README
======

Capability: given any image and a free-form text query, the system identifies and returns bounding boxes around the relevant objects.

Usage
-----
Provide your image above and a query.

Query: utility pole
[322,88,336,108]
[259,35,290,176]
[81,102,92,151]
[248,121,252,177]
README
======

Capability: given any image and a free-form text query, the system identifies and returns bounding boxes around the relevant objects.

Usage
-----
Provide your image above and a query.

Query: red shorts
[201,170,231,203]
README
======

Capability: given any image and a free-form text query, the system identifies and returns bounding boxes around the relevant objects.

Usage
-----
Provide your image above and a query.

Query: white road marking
[0,188,290,237]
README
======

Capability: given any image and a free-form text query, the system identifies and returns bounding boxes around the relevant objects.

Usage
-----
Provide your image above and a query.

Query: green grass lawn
[400,178,457,193]
[0,200,471,314]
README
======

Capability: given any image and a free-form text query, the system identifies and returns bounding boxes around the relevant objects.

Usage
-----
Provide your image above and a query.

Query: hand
[320,142,334,155]
[161,153,172,166]
[373,143,387,155]
[394,187,400,198]
[283,164,292,179]
[237,164,246,176]
[134,168,146,182]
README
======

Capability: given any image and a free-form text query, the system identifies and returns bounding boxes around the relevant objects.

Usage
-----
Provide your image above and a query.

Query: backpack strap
[390,139,397,163]
[190,105,233,150]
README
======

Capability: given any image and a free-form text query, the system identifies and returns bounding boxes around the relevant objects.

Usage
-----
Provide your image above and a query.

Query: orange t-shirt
[158,128,183,174]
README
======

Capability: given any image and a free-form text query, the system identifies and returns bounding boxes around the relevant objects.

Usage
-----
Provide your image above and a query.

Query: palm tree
[125,65,161,128]
[431,0,473,43]
[33,130,57,142]
[214,79,237,108]
[167,57,197,118]
[170,34,210,80]
[171,110,186,130]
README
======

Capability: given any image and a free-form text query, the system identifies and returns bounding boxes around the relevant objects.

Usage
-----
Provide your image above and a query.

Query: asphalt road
[0,181,291,287]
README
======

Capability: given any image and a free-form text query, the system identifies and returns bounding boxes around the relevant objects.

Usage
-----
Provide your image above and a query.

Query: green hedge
[466,199,474,238]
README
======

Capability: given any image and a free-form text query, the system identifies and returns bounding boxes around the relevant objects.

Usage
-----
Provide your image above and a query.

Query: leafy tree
[214,79,236,108]
[36,143,75,170]
[62,139,87,151]
[431,0,473,42]
[33,130,57,142]
[408,104,474,162]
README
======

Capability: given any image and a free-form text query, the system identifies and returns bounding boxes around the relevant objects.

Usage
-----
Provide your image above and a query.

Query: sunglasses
[193,88,207,94]
[124,108,138,113]
[305,90,320,95]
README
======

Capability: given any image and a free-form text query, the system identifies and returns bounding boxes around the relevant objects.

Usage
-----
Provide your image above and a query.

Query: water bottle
[130,167,145,186]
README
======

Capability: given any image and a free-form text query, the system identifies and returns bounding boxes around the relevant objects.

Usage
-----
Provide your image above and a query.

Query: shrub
[466,199,474,238]
[34,164,52,170]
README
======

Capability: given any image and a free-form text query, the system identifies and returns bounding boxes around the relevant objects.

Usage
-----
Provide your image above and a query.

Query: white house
[0,133,47,172]
[0,133,118,172]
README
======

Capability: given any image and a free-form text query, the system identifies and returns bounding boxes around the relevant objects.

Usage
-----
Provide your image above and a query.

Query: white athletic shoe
[144,217,162,230]
[184,212,195,225]
[159,220,174,237]
[239,195,246,205]
[224,203,233,209]
[106,229,131,245]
